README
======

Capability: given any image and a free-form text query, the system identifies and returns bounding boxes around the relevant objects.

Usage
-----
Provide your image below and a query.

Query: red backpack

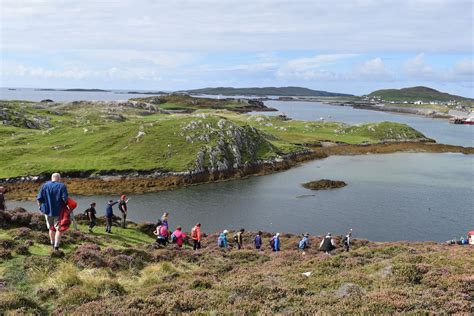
[51,198,77,232]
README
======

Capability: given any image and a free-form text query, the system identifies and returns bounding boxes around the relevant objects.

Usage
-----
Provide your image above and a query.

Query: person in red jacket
[171,226,187,248]
[154,220,169,246]
[191,223,202,250]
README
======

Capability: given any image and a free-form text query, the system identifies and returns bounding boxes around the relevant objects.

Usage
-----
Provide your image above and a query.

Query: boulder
[335,283,365,298]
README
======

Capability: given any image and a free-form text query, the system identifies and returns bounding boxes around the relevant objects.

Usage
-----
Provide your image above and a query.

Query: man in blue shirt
[37,173,69,251]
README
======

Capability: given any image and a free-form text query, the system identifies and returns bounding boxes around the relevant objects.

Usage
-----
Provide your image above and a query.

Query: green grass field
[0,100,430,178]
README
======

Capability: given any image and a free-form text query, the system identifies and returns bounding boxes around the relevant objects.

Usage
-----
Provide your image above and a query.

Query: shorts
[45,215,60,230]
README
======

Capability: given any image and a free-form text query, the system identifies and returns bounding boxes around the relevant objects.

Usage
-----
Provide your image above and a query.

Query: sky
[0,0,473,96]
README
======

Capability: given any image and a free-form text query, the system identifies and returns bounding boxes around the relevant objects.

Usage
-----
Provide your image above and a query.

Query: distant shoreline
[35,88,110,92]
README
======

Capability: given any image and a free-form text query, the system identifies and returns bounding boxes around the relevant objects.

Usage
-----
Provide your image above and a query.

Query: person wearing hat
[319,233,336,254]
[299,233,310,250]
[0,186,6,211]
[218,230,229,248]
[270,233,281,252]
[118,195,130,228]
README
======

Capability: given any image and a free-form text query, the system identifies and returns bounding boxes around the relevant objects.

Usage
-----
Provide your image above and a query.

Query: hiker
[343,229,353,252]
[270,233,281,252]
[299,233,310,250]
[161,212,169,229]
[105,200,118,233]
[154,220,169,246]
[84,202,97,232]
[191,223,202,250]
[0,186,6,211]
[234,228,245,250]
[170,226,186,248]
[118,195,130,228]
[254,231,263,250]
[218,230,229,249]
[319,233,336,254]
[36,173,69,251]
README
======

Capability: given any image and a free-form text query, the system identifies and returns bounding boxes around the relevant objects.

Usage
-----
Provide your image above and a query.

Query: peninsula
[1,95,472,200]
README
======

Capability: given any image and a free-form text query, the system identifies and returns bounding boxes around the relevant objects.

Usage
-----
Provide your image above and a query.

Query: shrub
[57,286,97,307]
[392,263,423,284]
[0,291,39,312]
[72,243,106,268]
[189,278,213,290]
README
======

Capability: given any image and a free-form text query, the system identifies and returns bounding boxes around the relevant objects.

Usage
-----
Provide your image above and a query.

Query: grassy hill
[0,99,431,179]
[368,86,472,102]
[180,86,353,97]
[0,209,472,314]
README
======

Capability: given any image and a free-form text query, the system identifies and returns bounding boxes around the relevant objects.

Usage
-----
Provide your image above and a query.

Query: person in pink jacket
[171,226,187,248]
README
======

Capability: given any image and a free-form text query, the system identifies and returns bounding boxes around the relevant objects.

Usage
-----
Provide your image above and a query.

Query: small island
[302,179,347,190]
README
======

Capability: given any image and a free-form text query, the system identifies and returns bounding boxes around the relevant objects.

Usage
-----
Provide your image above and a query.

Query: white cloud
[2,63,163,81]
[404,53,434,77]
[1,0,472,53]
[352,58,392,79]
[450,59,474,77]
[276,54,355,80]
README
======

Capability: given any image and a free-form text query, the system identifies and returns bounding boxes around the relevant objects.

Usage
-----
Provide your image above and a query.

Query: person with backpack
[161,212,169,229]
[234,228,245,250]
[154,220,169,246]
[118,195,130,228]
[105,200,118,233]
[254,231,263,251]
[319,233,336,254]
[84,202,97,232]
[170,226,186,248]
[270,233,280,252]
[37,173,69,251]
[299,233,310,250]
[191,223,202,250]
[218,230,229,249]
[343,229,352,252]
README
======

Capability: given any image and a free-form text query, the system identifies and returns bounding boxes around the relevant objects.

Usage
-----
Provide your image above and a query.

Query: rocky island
[302,179,347,190]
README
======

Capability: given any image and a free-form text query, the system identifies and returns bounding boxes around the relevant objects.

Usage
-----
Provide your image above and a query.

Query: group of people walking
[35,172,353,253]
[215,229,352,253]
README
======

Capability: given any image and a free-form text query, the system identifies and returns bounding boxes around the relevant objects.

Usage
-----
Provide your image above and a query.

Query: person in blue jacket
[218,230,229,248]
[105,200,118,233]
[37,173,69,251]
[299,233,310,250]
[270,233,281,252]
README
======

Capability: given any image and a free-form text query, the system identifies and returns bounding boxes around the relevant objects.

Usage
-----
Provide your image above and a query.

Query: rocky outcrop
[302,179,347,190]
[0,106,51,129]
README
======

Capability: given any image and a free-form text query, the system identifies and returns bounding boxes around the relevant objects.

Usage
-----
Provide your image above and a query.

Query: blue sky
[1,0,473,96]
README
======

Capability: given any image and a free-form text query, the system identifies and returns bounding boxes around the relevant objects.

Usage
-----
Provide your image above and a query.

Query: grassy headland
[2,96,472,200]
[178,86,353,97]
[368,86,473,103]
[0,209,472,314]
[0,98,430,180]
